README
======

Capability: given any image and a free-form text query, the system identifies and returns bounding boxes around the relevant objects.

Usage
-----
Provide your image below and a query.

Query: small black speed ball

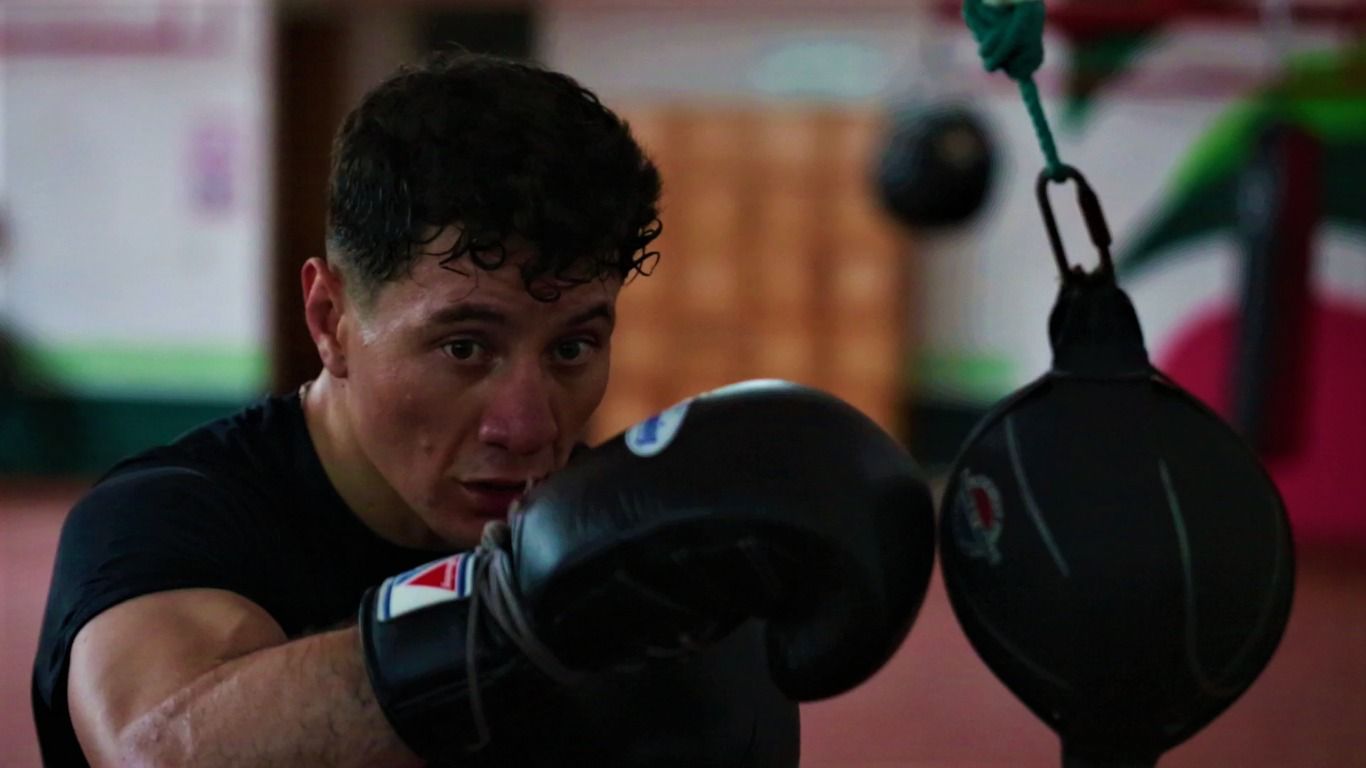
[875,104,995,229]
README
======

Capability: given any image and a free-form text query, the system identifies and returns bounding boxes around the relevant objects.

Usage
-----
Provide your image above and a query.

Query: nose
[477,356,559,457]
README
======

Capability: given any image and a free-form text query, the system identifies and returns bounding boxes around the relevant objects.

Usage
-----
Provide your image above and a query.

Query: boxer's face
[342,230,619,548]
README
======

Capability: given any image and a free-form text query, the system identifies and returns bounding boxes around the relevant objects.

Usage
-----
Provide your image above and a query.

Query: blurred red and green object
[1115,43,1366,551]
[1120,44,1366,267]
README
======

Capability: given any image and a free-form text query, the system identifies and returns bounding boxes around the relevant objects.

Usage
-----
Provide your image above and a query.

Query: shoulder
[63,463,254,544]
[52,463,269,615]
[77,392,314,529]
[48,436,300,634]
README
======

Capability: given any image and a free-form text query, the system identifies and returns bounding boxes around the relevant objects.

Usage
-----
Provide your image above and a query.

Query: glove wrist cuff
[358,580,523,762]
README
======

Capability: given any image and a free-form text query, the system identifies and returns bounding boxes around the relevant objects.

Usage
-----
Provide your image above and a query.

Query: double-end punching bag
[939,168,1295,768]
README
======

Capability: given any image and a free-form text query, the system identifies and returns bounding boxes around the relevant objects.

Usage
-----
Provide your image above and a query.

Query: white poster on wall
[1,0,271,399]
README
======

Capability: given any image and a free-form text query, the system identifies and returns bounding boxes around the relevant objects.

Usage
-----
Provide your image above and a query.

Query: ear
[301,257,352,379]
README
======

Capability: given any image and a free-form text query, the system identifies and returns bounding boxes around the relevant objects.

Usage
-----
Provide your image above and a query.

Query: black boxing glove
[360,553,799,767]
[359,380,936,764]
[477,619,800,767]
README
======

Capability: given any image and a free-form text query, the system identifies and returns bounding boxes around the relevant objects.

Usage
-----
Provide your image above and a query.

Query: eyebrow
[566,303,616,329]
[426,301,615,329]
[427,303,507,326]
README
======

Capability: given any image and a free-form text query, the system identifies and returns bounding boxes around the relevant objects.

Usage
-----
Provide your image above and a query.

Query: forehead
[371,248,621,327]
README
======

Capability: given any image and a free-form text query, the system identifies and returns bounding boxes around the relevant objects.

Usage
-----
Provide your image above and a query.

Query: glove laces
[464,518,586,751]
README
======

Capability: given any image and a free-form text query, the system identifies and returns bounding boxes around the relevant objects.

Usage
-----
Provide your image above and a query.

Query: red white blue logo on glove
[376,553,476,622]
[625,399,691,457]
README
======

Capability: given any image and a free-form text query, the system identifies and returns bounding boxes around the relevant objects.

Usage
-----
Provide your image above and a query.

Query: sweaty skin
[306,228,621,550]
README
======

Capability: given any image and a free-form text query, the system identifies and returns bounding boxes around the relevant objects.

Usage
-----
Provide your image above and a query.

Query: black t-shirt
[30,393,800,767]
[31,393,444,766]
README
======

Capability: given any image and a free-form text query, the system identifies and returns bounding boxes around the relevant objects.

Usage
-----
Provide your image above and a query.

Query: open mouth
[459,477,540,517]
[464,480,527,494]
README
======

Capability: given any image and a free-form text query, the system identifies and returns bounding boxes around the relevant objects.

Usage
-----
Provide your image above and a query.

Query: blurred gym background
[1,1,1363,765]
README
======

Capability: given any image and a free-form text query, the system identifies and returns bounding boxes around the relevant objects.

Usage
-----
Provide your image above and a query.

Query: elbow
[99,714,193,768]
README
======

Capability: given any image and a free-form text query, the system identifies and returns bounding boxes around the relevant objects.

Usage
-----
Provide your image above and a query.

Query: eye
[552,338,597,364]
[442,339,487,363]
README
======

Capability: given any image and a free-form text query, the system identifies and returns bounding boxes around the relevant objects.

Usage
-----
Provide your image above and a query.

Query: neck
[300,372,445,551]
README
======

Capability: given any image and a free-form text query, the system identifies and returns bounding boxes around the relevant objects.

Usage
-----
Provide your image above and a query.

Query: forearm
[115,626,422,768]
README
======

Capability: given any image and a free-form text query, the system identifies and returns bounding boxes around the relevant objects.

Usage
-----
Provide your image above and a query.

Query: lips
[458,477,538,517]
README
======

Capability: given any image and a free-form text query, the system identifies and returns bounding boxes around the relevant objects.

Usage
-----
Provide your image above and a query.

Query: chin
[415,485,494,547]
[424,508,502,551]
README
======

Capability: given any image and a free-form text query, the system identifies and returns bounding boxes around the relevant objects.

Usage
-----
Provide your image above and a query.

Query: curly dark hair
[326,50,662,302]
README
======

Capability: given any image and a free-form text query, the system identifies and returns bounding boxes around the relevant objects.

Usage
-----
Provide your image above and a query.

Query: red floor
[3,480,1364,767]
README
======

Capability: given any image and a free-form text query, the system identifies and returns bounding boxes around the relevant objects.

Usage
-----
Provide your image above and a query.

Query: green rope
[963,0,1065,179]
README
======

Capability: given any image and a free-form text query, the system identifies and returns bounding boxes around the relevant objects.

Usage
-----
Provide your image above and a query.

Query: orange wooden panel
[752,106,823,191]
[752,192,821,320]
[588,379,659,442]
[591,104,912,444]
[749,327,818,383]
[610,324,665,379]
[827,110,887,193]
[674,108,754,182]
[679,254,742,319]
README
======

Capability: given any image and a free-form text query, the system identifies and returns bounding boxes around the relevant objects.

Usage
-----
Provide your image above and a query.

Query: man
[33,51,933,767]
[32,50,672,766]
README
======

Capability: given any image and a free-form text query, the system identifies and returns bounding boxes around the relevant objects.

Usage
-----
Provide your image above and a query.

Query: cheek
[352,352,462,467]
[559,356,613,437]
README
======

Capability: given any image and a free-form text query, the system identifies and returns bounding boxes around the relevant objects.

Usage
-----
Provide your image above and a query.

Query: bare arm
[68,588,424,768]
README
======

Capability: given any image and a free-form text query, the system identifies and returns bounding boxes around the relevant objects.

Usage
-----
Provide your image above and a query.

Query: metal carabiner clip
[1036,165,1114,282]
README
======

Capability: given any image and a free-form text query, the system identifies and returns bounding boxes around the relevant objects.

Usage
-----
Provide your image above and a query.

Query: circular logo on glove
[625,399,692,457]
[953,469,1004,565]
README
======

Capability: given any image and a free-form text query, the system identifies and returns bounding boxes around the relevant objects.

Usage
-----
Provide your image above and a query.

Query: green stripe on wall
[909,350,1017,405]
[16,341,268,398]
[0,393,251,475]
